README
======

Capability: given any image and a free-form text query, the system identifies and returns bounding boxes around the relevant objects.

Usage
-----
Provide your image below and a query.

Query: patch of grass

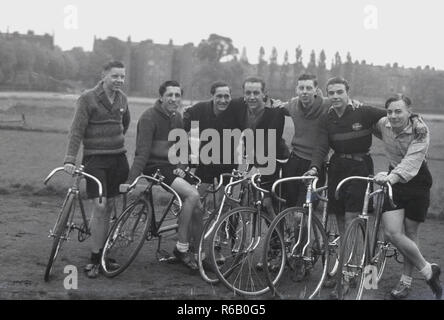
[32,185,66,197]
[0,187,10,195]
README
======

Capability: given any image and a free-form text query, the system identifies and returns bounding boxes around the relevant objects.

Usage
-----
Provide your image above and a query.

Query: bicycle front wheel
[264,207,329,299]
[101,199,152,277]
[337,218,368,300]
[209,207,273,296]
[44,193,74,282]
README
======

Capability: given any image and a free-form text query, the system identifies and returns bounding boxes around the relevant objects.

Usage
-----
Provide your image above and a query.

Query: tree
[258,46,266,77]
[293,45,304,87]
[306,49,316,74]
[240,46,249,64]
[317,49,327,92]
[196,34,239,63]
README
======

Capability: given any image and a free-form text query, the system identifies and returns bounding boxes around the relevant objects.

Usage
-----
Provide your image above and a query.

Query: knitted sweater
[127,101,184,183]
[284,96,330,160]
[64,82,130,164]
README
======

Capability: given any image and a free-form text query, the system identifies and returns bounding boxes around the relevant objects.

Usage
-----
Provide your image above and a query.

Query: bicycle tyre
[264,207,329,299]
[197,212,220,283]
[371,192,388,282]
[209,206,272,296]
[44,193,74,282]
[336,218,368,300]
[101,199,152,278]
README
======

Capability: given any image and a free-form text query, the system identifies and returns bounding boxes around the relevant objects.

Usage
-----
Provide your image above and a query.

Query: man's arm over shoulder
[64,96,90,164]
[127,110,156,183]
[363,105,387,125]
[310,112,330,171]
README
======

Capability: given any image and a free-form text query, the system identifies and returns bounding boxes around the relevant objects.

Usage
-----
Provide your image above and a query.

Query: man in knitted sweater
[126,80,203,271]
[63,60,130,278]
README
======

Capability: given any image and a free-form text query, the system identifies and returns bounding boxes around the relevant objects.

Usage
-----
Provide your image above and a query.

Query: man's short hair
[210,81,231,95]
[385,93,412,109]
[297,74,318,87]
[159,80,183,96]
[326,77,350,92]
[242,76,266,92]
[103,60,125,72]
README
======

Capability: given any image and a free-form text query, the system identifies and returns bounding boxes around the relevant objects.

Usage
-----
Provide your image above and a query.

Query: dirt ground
[1,192,443,300]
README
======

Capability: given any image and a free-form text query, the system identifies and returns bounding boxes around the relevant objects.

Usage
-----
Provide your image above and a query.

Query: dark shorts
[82,153,129,199]
[195,164,237,184]
[328,153,374,215]
[383,162,432,223]
[283,153,326,207]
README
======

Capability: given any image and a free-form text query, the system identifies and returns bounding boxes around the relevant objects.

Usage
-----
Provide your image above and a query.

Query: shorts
[82,153,129,199]
[383,162,432,222]
[283,153,326,207]
[195,164,237,184]
[143,163,196,187]
[328,153,374,215]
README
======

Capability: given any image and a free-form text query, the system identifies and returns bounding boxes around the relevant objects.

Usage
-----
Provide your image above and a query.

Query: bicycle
[206,171,282,296]
[100,167,216,277]
[43,165,103,282]
[262,176,330,299]
[334,174,402,300]
[197,167,253,284]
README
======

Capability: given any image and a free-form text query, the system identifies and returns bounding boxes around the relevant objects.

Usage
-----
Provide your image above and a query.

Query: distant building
[0,29,54,49]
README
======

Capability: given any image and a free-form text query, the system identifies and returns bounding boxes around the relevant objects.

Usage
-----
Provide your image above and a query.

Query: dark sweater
[310,104,386,170]
[127,101,183,183]
[64,82,130,164]
[228,98,289,162]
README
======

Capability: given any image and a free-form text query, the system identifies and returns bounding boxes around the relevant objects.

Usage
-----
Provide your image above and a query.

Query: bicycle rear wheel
[208,207,272,296]
[44,193,74,282]
[264,207,329,299]
[337,218,368,300]
[101,199,152,277]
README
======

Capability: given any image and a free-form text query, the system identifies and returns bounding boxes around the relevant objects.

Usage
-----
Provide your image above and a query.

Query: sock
[419,263,433,280]
[176,242,189,253]
[400,274,412,286]
[90,251,101,264]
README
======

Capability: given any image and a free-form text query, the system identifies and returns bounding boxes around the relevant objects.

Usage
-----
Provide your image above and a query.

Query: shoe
[426,264,442,300]
[291,259,306,282]
[105,257,120,271]
[323,276,337,288]
[84,263,100,279]
[390,281,411,299]
[173,247,198,271]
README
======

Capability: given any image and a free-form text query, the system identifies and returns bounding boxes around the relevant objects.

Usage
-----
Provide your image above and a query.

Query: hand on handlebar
[303,167,318,177]
[119,183,131,193]
[64,163,76,175]
[173,168,186,179]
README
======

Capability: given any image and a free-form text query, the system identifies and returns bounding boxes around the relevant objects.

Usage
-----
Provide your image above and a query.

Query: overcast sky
[1,0,443,70]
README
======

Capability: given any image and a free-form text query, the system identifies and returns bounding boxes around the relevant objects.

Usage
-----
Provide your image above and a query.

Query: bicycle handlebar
[219,170,248,203]
[335,175,395,208]
[251,173,270,195]
[44,167,103,202]
[270,176,319,203]
[124,175,183,211]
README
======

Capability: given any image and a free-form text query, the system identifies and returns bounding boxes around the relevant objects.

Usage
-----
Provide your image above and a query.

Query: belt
[336,152,369,162]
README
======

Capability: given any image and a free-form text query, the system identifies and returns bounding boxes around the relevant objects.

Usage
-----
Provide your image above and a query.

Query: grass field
[1,92,443,218]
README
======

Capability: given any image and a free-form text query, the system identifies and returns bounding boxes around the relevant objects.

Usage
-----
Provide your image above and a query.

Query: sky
[1,0,444,70]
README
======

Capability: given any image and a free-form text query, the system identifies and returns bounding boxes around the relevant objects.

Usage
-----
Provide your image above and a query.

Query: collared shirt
[374,117,429,183]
